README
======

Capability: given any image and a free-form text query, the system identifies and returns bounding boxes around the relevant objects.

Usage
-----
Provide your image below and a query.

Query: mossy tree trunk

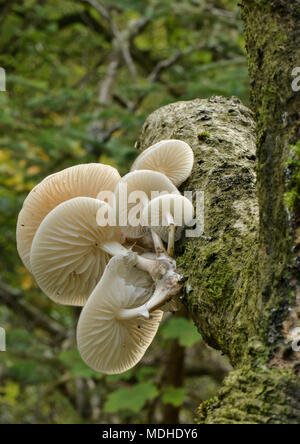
[135,2,300,424]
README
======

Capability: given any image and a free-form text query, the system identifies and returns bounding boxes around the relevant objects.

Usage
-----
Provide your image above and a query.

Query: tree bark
[241,0,300,367]
[136,95,259,360]
[135,4,300,418]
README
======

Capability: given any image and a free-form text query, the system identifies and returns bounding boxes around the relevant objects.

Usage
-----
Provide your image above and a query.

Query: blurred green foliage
[160,317,201,348]
[104,382,159,414]
[0,0,244,424]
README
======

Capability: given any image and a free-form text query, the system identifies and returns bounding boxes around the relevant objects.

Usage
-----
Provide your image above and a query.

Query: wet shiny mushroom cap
[17,163,121,272]
[131,140,194,187]
[30,197,122,306]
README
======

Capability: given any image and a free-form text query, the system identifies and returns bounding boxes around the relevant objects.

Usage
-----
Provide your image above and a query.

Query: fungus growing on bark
[77,248,183,373]
[114,170,180,239]
[142,194,194,257]
[131,139,194,187]
[77,253,163,374]
[30,197,125,306]
[30,197,173,305]
[16,138,195,374]
[17,163,120,272]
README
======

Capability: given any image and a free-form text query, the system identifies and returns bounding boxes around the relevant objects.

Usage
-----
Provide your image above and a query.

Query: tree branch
[189,0,238,24]
[0,284,66,338]
[98,52,121,105]
[83,0,138,81]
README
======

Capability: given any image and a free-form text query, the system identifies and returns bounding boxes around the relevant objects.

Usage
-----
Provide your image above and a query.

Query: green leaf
[162,386,186,407]
[136,366,156,382]
[160,317,201,348]
[103,382,158,414]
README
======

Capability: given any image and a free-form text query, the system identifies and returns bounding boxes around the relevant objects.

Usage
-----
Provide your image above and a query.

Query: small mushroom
[131,140,194,187]
[30,197,127,306]
[77,254,163,374]
[17,163,121,272]
[114,170,180,239]
[142,194,194,257]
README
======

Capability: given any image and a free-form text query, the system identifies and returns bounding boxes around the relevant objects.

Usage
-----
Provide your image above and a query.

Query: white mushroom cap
[77,254,163,374]
[115,170,180,239]
[30,197,123,306]
[142,194,194,242]
[17,163,121,272]
[131,140,194,187]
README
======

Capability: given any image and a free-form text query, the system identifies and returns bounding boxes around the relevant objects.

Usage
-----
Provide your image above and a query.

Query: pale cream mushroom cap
[77,254,163,374]
[142,194,194,242]
[17,163,121,272]
[30,197,123,306]
[131,140,194,187]
[115,170,180,239]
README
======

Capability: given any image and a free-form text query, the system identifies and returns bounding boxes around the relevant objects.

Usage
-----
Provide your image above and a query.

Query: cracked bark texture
[242,0,300,370]
[136,96,259,366]
[135,0,300,424]
[135,84,299,427]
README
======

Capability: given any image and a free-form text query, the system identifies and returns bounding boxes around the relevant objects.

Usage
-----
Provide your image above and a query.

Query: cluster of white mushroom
[16,140,194,374]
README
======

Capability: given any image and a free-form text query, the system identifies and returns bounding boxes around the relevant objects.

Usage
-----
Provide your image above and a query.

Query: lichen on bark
[241,0,300,372]
[198,366,300,424]
[135,0,300,424]
[135,92,300,423]
[136,96,259,366]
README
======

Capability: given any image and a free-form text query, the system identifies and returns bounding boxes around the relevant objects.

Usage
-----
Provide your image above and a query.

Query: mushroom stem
[116,305,150,321]
[162,212,175,257]
[100,241,129,257]
[145,284,174,313]
[100,241,178,290]
[116,287,169,321]
[151,229,167,257]
[116,273,182,321]
[135,254,158,276]
[100,242,159,278]
[167,224,175,258]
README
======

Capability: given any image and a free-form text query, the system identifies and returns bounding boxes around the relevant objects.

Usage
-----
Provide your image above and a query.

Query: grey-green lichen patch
[135,92,300,423]
[242,0,300,361]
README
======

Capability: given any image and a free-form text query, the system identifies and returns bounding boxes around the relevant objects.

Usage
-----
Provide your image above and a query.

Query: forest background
[0,0,248,424]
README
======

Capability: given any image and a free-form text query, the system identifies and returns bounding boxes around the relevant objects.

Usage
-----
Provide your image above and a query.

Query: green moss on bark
[284,143,300,212]
[136,96,259,365]
[242,0,300,355]
[198,366,300,424]
[136,90,300,422]
[136,3,300,417]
